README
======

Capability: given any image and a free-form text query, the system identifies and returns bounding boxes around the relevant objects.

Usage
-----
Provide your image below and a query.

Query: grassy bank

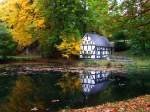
[114,51,150,67]
[0,55,41,61]
[0,52,150,70]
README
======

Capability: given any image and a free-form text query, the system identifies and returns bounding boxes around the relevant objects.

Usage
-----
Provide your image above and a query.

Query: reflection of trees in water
[57,73,81,94]
[57,73,83,105]
[5,75,33,112]
[0,75,17,101]
[0,70,149,111]
[3,75,45,112]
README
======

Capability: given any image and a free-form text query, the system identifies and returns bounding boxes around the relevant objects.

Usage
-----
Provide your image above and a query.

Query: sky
[117,0,124,4]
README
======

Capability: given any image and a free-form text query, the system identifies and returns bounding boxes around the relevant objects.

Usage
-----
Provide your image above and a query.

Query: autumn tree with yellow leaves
[2,0,148,58]
[57,35,80,59]
[0,0,45,49]
[0,0,111,58]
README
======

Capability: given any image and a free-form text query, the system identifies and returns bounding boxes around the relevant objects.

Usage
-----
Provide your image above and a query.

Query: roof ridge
[84,33,112,47]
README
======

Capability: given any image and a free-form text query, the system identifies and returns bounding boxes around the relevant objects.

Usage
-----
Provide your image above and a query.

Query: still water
[0,69,149,112]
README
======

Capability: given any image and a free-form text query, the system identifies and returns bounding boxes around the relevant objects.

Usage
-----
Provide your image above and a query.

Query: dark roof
[84,33,112,47]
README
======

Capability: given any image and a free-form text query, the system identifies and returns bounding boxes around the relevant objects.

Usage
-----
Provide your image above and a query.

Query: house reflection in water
[80,70,111,96]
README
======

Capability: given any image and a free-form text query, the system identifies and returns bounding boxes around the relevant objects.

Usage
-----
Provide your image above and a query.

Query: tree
[57,33,80,58]
[0,24,16,60]
[108,0,150,54]
[37,0,87,57]
[0,0,45,49]
[112,31,127,41]
[112,31,128,51]
[37,0,113,57]
[1,0,148,57]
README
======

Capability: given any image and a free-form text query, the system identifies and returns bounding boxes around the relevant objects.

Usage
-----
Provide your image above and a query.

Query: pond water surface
[0,68,149,112]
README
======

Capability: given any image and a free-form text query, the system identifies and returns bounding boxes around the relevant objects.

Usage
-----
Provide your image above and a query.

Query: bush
[130,31,150,55]
[0,24,17,61]
[112,31,126,41]
[112,31,129,51]
[114,41,128,51]
[57,32,81,59]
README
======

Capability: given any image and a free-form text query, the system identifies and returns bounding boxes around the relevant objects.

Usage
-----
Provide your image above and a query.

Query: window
[92,45,95,49]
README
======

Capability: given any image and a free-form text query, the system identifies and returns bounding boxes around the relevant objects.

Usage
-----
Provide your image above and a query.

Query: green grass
[77,51,150,69]
[114,51,150,68]
[0,55,41,61]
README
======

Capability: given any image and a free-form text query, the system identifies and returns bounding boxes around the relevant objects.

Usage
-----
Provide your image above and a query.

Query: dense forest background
[0,0,149,59]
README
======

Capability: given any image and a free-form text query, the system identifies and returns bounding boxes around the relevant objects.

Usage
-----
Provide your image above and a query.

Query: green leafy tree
[109,0,150,54]
[0,24,16,60]
[37,0,112,57]
[112,31,127,41]
[112,31,128,51]
[37,0,87,57]
[121,0,150,50]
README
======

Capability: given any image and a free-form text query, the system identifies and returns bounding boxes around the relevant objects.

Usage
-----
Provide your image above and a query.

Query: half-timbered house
[80,33,113,59]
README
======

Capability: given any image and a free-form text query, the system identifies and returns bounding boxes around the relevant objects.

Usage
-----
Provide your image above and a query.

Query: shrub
[57,33,81,59]
[114,41,128,51]
[130,31,150,55]
[112,31,126,41]
[0,24,17,61]
[112,31,129,51]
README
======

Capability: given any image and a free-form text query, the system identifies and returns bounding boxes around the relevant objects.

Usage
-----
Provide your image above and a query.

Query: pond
[0,68,149,112]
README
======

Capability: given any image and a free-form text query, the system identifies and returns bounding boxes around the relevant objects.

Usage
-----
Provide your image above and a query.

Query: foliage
[112,31,128,51]
[38,0,87,34]
[0,0,149,57]
[0,24,16,60]
[61,95,150,112]
[37,0,85,57]
[112,31,127,41]
[86,0,112,36]
[110,0,150,54]
[114,42,128,51]
[130,30,150,54]
[0,0,46,49]
[57,33,80,58]
[37,0,115,58]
